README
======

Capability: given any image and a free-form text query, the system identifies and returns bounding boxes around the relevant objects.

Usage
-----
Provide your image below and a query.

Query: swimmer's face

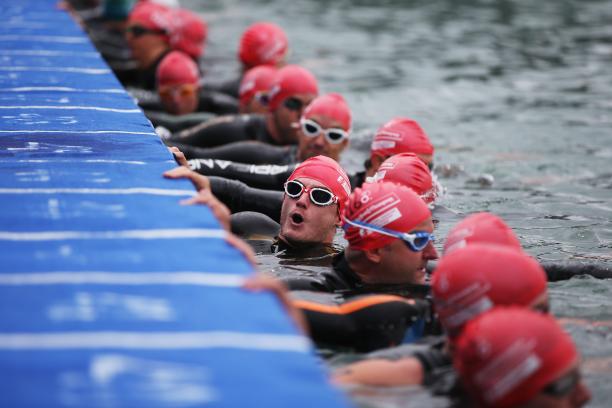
[279,177,340,246]
[376,217,437,285]
[297,114,349,162]
[241,92,269,114]
[273,93,316,144]
[125,25,168,69]
[366,153,432,177]
[158,83,199,115]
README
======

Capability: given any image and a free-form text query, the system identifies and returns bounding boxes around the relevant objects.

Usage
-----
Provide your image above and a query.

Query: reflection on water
[187,0,612,405]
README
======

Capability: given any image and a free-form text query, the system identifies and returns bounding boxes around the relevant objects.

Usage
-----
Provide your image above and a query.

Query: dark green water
[186,0,612,406]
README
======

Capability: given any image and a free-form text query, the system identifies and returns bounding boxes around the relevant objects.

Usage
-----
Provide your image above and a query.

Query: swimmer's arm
[208,176,283,222]
[172,141,290,164]
[242,274,309,335]
[332,357,424,386]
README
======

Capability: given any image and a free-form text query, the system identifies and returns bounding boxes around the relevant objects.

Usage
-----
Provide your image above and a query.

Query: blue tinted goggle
[342,218,434,252]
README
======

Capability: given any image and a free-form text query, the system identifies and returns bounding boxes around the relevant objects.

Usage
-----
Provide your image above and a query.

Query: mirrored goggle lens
[284,180,303,197]
[411,236,431,250]
[402,232,433,251]
[310,188,334,205]
[284,98,303,111]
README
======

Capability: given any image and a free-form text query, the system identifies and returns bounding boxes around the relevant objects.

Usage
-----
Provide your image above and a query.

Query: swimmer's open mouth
[291,213,304,224]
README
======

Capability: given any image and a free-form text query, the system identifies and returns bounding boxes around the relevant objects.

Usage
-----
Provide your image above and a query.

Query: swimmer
[163,64,318,148]
[179,92,351,183]
[124,1,172,90]
[442,211,523,255]
[167,155,350,250]
[454,308,591,408]
[333,244,550,392]
[284,181,438,292]
[181,115,434,192]
[146,51,238,119]
[360,117,435,184]
[368,152,438,206]
[155,51,200,115]
[238,65,278,114]
[276,155,351,249]
[205,22,289,97]
[168,8,207,61]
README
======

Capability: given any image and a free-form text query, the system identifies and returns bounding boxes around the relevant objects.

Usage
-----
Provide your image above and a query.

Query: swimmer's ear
[363,247,383,264]
[334,215,342,228]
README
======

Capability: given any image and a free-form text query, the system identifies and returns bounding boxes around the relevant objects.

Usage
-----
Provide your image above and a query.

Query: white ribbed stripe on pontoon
[0,332,311,353]
[0,188,195,196]
[0,272,245,287]
[0,229,226,241]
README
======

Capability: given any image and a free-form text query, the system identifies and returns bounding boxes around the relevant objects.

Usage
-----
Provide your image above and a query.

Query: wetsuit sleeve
[169,141,292,164]
[146,111,216,133]
[208,176,283,222]
[164,115,263,148]
[413,348,452,386]
[230,211,280,239]
[189,159,296,191]
[542,262,612,281]
[197,91,239,115]
[427,261,612,281]
[294,296,432,352]
[203,76,241,98]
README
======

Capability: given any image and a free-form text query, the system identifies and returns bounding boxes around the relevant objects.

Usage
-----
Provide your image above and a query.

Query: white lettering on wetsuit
[189,159,289,175]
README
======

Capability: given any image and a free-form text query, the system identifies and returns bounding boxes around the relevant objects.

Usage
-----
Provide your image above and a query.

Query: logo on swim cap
[337,175,351,196]
[267,84,281,102]
[371,140,397,151]
[239,79,256,96]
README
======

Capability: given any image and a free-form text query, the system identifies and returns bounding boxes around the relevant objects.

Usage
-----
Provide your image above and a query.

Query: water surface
[184,0,612,405]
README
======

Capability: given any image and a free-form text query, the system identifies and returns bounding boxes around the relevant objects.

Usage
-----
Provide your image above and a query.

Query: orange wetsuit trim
[292,294,415,315]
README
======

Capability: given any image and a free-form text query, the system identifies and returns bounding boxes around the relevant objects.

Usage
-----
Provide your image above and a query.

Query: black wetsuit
[187,157,364,192]
[189,158,298,190]
[180,142,297,164]
[203,75,241,98]
[426,261,612,282]
[164,114,278,148]
[140,89,239,117]
[284,251,432,298]
[146,111,216,133]
[209,177,283,221]
[135,50,172,91]
[294,291,438,352]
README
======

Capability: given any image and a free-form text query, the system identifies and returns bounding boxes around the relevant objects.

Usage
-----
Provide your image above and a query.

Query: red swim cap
[239,65,277,108]
[342,181,431,251]
[169,8,207,59]
[287,155,351,214]
[431,244,547,338]
[267,65,319,111]
[370,118,434,160]
[128,2,171,38]
[302,93,352,131]
[443,212,522,255]
[239,22,288,69]
[370,153,435,204]
[156,51,199,87]
[454,308,579,408]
